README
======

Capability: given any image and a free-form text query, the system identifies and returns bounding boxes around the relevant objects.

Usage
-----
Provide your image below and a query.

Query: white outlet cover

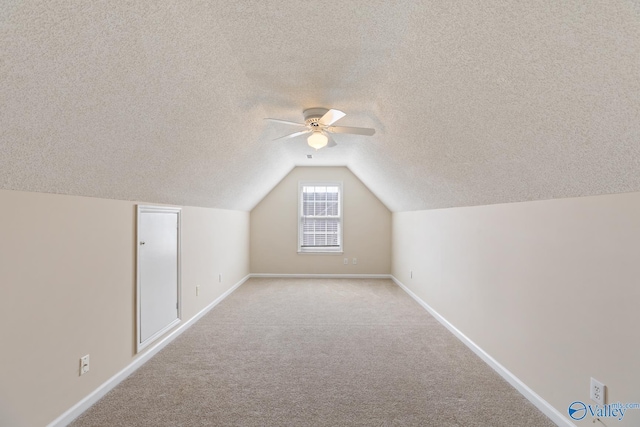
[590,377,605,405]
[80,354,90,376]
[352,258,357,265]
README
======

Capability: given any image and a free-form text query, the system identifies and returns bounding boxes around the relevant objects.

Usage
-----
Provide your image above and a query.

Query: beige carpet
[70,278,555,426]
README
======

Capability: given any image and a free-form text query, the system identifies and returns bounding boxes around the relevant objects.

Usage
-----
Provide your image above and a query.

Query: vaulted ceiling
[2,1,639,212]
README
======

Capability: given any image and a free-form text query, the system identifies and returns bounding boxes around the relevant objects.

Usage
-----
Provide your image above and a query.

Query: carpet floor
[69,278,555,426]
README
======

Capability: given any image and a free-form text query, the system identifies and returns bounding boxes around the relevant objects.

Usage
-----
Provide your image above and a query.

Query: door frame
[136,205,182,353]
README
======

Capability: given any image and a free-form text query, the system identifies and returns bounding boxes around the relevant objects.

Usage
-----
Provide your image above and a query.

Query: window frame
[297,181,344,254]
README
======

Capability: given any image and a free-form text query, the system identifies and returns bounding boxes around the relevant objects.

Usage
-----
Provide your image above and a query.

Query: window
[298,182,343,253]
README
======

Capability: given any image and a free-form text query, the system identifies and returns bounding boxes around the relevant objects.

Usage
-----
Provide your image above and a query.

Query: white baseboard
[389,276,574,427]
[47,274,250,427]
[250,273,392,279]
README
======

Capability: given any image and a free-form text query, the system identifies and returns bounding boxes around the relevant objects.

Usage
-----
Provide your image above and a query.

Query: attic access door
[136,205,181,352]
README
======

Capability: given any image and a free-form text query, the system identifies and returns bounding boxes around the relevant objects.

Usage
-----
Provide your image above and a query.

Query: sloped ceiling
[2,1,639,212]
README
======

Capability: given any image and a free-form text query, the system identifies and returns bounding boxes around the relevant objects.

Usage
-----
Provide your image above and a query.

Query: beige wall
[392,192,640,425]
[251,167,391,274]
[0,190,250,427]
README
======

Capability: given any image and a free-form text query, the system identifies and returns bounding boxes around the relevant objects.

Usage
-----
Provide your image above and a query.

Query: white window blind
[299,183,342,252]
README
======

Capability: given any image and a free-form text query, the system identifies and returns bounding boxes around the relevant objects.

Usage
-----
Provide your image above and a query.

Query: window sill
[297,249,344,255]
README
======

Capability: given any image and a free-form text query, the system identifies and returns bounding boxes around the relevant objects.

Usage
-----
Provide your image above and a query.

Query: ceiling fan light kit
[307,131,328,150]
[266,108,375,151]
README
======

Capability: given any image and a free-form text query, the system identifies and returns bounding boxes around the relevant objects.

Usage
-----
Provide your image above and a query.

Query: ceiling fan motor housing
[303,108,330,127]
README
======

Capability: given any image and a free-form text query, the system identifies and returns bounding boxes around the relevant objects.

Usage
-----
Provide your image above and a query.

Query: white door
[137,206,181,352]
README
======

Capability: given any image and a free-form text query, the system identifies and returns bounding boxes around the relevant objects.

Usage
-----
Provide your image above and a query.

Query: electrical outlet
[352,258,357,265]
[590,377,605,405]
[80,354,90,376]
[218,273,222,283]
[343,258,348,265]
[196,286,200,296]
[410,270,413,279]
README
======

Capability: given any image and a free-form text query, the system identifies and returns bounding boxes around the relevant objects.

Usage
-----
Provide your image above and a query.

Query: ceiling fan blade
[327,126,375,136]
[326,134,337,148]
[273,130,312,141]
[318,109,346,126]
[265,118,307,127]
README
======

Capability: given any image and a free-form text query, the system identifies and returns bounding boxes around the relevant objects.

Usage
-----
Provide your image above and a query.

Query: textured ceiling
[2,1,639,212]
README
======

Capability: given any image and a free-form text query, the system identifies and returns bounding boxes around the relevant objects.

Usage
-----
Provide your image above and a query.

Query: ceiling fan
[265,108,375,150]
